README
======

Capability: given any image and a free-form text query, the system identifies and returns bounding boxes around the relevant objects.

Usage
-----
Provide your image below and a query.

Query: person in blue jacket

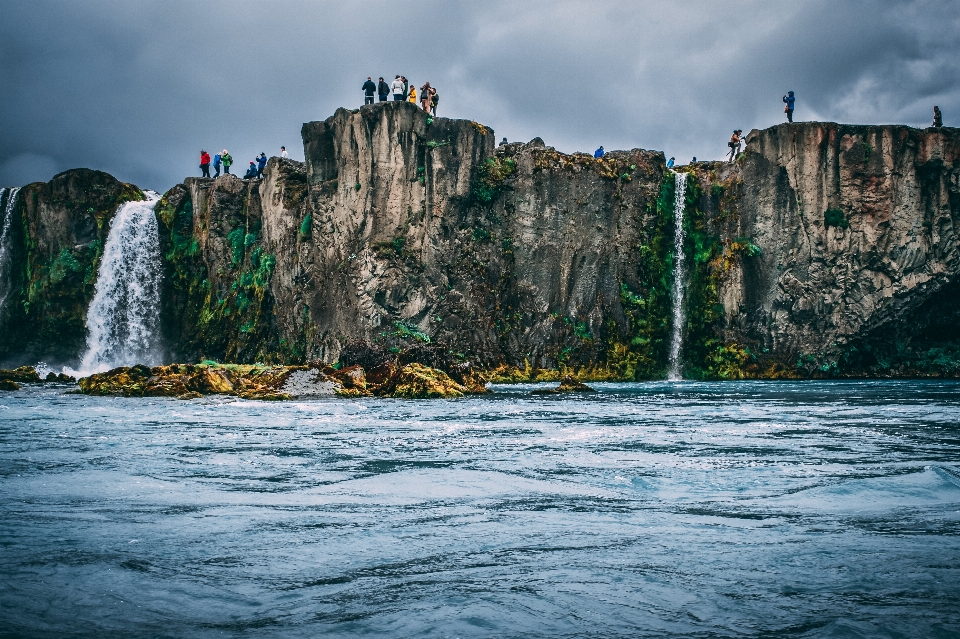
[594,146,605,158]
[667,157,675,169]
[362,77,376,104]
[256,153,267,178]
[783,91,796,123]
[243,161,257,179]
[212,152,222,178]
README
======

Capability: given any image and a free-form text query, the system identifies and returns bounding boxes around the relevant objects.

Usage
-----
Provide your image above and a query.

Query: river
[2,381,959,637]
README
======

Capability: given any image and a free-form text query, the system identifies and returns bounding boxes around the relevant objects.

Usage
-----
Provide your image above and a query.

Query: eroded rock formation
[682,122,960,376]
[2,106,958,379]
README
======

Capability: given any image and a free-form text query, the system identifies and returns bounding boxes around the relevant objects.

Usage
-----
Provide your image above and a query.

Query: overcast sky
[1,0,957,192]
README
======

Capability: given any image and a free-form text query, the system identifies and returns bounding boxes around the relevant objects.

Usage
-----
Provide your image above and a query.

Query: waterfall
[77,191,163,374]
[0,187,21,315]
[667,171,687,381]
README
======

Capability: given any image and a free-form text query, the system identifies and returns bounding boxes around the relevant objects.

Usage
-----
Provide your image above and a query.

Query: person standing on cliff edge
[391,75,405,101]
[377,77,390,102]
[256,153,267,178]
[222,150,232,174]
[727,130,743,162]
[213,151,222,178]
[281,146,288,158]
[362,77,376,104]
[199,150,211,178]
[420,82,432,112]
[783,91,796,123]
[933,106,943,128]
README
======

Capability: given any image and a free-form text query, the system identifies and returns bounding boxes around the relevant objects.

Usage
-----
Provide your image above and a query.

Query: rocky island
[0,102,958,395]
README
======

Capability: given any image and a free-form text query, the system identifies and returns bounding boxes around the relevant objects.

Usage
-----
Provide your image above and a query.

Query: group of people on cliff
[362,76,439,115]
[199,146,289,180]
[198,88,946,180]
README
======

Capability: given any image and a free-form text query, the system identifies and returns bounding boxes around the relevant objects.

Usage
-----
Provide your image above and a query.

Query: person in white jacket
[391,75,405,101]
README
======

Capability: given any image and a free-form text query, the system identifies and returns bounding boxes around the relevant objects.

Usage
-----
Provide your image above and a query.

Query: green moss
[392,321,431,343]
[730,237,762,257]
[228,228,245,266]
[472,157,517,204]
[299,214,312,238]
[601,172,675,380]
[825,208,849,229]
[49,249,84,285]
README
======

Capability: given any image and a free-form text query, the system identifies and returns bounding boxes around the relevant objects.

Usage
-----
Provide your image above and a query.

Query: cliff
[683,122,960,377]
[156,102,672,378]
[0,170,143,365]
[1,106,958,378]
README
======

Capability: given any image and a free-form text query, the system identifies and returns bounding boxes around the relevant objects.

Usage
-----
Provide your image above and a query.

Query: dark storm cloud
[1,0,957,192]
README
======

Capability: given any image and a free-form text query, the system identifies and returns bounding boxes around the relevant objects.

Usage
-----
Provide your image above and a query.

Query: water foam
[667,171,687,381]
[74,191,163,375]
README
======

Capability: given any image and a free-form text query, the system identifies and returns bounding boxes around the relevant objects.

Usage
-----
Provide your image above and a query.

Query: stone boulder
[0,367,42,383]
[378,363,467,399]
[532,375,597,395]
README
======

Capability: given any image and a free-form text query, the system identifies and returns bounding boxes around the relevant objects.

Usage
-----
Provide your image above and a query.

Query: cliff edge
[2,107,958,379]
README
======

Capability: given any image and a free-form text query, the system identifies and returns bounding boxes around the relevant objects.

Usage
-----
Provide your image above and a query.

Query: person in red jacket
[200,150,211,177]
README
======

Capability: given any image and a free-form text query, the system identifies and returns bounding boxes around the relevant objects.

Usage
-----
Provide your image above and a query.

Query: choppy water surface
[2,381,960,638]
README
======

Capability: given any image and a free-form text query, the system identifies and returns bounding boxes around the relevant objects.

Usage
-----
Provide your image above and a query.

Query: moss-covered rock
[0,366,42,383]
[532,375,597,395]
[378,363,466,399]
[76,360,473,400]
[0,379,20,391]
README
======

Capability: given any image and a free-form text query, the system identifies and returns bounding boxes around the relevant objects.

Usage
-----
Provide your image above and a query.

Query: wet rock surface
[532,375,597,394]
[76,358,477,400]
[0,367,43,383]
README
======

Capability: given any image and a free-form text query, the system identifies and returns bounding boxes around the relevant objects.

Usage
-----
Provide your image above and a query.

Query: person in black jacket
[377,77,390,102]
[362,77,376,104]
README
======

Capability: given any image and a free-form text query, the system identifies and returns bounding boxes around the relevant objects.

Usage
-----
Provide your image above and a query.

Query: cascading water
[0,186,21,314]
[667,171,687,381]
[77,191,163,374]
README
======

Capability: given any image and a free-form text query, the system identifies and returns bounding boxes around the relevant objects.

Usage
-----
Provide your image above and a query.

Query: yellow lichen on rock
[381,363,466,399]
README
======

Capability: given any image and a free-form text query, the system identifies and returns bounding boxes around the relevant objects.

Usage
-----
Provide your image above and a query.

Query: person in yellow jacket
[408,85,417,104]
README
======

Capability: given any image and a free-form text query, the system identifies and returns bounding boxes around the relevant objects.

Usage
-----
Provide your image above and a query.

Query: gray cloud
[1,0,957,191]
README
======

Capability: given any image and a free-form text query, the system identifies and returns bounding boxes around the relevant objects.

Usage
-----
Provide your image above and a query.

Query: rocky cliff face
[0,170,143,366]
[684,122,960,377]
[157,102,671,377]
[3,109,958,379]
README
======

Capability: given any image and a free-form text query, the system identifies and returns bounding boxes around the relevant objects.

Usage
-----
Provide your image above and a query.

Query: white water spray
[667,172,687,381]
[76,192,163,374]
[0,187,21,313]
